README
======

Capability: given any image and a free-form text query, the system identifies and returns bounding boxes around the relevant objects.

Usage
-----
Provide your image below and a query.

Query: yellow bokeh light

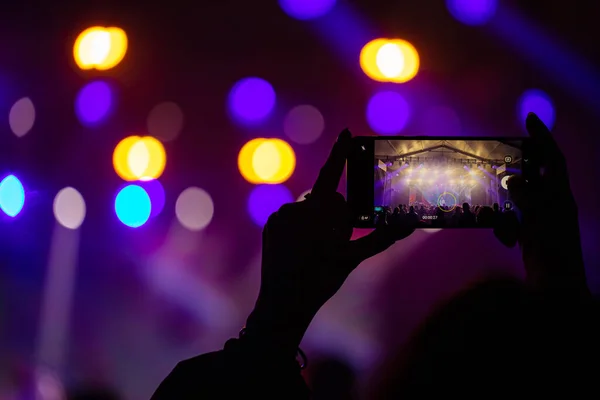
[137,137,166,180]
[239,138,268,184]
[239,138,296,184]
[96,27,128,71]
[376,42,405,78]
[360,38,420,83]
[73,26,128,71]
[252,140,281,181]
[113,136,140,181]
[388,39,420,83]
[113,136,166,181]
[263,139,296,184]
[360,39,390,82]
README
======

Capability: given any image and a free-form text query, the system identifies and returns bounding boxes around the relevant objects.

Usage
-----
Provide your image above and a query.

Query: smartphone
[347,136,535,228]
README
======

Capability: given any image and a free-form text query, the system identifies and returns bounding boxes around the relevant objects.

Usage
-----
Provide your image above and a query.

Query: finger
[311,129,352,199]
[507,175,534,212]
[525,113,567,177]
[493,211,519,248]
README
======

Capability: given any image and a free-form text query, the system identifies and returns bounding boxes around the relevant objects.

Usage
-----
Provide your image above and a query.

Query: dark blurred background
[1,0,599,398]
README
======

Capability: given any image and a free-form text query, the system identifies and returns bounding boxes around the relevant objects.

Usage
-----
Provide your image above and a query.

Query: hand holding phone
[347,136,535,229]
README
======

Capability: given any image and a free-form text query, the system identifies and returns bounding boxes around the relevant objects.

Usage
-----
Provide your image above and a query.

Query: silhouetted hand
[243,129,415,357]
[494,113,589,297]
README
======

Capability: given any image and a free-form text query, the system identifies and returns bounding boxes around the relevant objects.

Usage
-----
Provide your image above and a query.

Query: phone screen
[347,137,533,228]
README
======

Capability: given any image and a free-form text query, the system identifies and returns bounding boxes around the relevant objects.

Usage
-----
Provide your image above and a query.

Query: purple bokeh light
[75,80,113,127]
[518,89,556,130]
[247,184,293,227]
[446,0,497,26]
[279,0,336,20]
[366,91,410,135]
[138,179,165,218]
[228,77,276,125]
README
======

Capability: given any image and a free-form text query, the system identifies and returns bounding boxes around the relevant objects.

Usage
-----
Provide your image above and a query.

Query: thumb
[507,175,533,212]
[343,223,415,268]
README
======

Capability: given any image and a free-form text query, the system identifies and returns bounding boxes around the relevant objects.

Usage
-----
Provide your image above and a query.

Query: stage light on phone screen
[0,175,25,218]
[366,91,410,135]
[279,0,336,20]
[247,185,293,226]
[518,89,555,130]
[446,0,498,26]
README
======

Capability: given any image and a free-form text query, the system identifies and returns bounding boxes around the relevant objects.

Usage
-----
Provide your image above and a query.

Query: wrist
[243,298,314,359]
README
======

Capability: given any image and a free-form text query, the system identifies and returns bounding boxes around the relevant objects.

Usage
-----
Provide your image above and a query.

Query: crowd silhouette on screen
[379,201,504,228]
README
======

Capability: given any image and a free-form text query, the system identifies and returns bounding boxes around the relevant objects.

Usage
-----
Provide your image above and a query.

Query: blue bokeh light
[0,175,25,218]
[366,91,410,135]
[518,89,556,130]
[279,0,336,20]
[115,185,151,228]
[446,0,497,26]
[228,77,276,125]
[138,179,165,218]
[75,80,113,127]
[247,184,293,227]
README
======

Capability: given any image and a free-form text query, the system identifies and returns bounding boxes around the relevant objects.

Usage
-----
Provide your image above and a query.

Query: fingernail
[527,112,539,121]
[337,128,351,142]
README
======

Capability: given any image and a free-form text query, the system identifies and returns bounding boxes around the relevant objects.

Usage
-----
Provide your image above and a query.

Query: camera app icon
[504,155,513,163]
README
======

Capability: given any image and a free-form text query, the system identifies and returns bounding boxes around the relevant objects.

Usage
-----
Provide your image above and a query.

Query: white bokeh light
[283,105,325,144]
[376,43,405,78]
[53,187,86,230]
[296,189,311,202]
[147,101,185,142]
[9,97,36,137]
[176,187,214,231]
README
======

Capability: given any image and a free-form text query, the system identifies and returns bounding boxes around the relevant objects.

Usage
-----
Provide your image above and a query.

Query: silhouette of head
[373,278,600,396]
[462,203,470,212]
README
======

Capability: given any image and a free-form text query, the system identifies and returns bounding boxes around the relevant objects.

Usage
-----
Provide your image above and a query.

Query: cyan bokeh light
[366,91,410,135]
[247,184,293,227]
[75,80,113,127]
[279,0,336,20]
[0,175,25,218]
[115,185,151,228]
[518,89,556,130]
[446,0,497,26]
[228,77,276,125]
[138,179,165,218]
